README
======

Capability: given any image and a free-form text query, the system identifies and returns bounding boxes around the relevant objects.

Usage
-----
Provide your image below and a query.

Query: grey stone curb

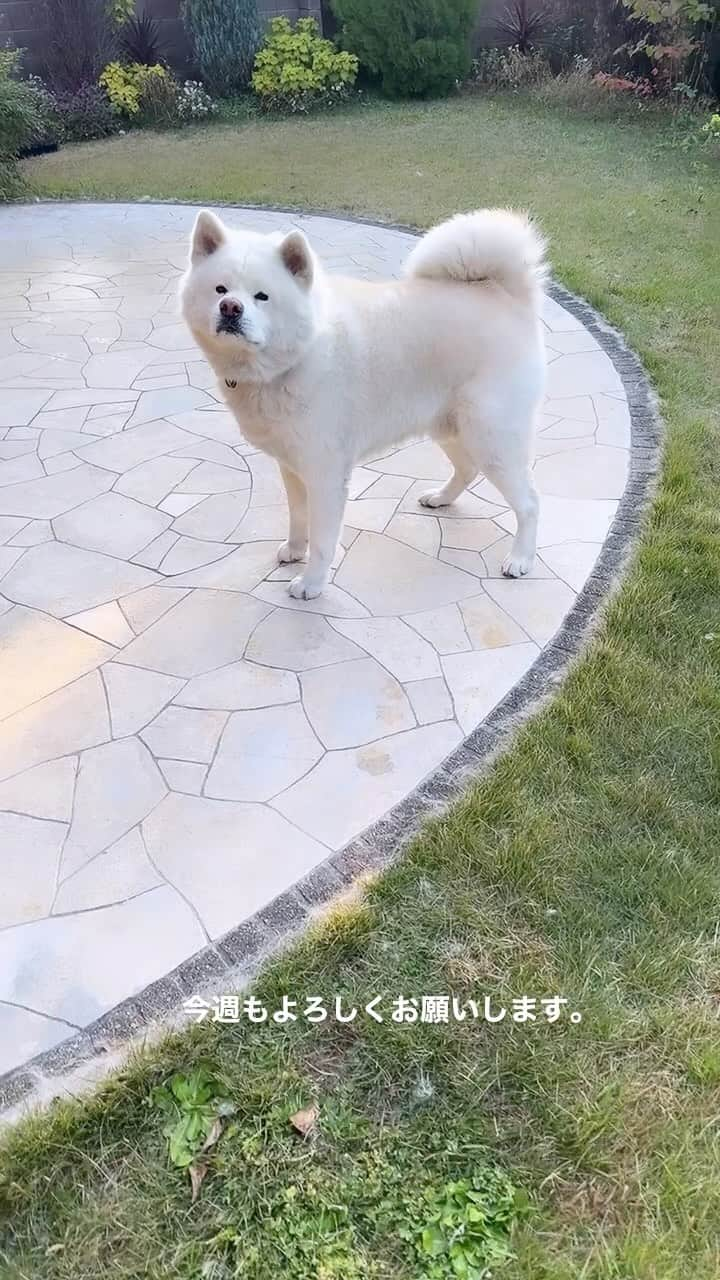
[0,204,663,1119]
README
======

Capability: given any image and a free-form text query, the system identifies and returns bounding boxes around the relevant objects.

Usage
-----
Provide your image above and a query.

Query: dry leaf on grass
[189,1116,224,1203]
[289,1104,319,1138]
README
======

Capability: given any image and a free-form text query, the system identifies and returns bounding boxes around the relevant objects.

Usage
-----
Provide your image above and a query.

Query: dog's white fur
[180,208,547,599]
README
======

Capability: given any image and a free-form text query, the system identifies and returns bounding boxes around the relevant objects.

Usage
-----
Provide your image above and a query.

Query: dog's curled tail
[404,208,547,300]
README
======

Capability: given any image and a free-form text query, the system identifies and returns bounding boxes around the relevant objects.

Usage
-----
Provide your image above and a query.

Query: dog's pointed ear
[191,210,227,261]
[278,230,313,286]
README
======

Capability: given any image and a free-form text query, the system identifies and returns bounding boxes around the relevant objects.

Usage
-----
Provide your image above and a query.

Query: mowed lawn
[1,96,719,1279]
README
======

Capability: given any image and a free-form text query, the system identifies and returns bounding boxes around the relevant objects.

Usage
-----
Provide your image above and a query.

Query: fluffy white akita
[180,208,547,599]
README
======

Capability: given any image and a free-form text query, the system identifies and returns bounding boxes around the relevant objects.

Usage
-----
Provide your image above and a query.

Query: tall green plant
[331,0,478,98]
[182,0,261,97]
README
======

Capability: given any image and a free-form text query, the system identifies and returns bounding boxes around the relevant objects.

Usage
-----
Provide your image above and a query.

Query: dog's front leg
[277,465,308,564]
[288,473,349,600]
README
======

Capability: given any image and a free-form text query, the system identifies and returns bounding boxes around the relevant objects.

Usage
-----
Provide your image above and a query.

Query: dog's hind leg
[481,459,539,578]
[418,437,478,509]
[277,464,308,564]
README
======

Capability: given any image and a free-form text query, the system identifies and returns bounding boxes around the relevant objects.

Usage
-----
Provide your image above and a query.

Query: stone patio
[0,203,630,1079]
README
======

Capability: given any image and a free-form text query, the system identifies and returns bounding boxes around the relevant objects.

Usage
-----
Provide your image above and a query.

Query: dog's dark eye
[254,291,269,302]
[215,285,227,295]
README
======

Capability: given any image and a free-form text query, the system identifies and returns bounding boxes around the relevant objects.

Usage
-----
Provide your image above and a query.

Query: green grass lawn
[2,95,720,1279]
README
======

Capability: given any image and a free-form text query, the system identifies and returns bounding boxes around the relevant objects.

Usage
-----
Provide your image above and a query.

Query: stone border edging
[0,204,663,1118]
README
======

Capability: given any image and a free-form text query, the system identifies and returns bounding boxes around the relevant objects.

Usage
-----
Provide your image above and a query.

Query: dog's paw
[289,573,323,600]
[418,488,449,509]
[502,554,533,579]
[277,540,307,565]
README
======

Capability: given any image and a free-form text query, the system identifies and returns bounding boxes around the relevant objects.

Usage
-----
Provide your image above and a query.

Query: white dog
[180,208,547,599]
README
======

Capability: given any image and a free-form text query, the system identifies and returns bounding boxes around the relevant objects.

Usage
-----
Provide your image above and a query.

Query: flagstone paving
[0,203,630,1076]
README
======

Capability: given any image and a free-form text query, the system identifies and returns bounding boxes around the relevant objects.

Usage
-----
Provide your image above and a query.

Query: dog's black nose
[219,298,243,319]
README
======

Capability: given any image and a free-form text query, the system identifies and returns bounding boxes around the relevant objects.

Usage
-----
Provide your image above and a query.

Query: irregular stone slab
[536,540,601,593]
[75,421,200,474]
[61,737,167,878]
[274,721,462,850]
[158,536,233,576]
[302,658,415,750]
[67,600,135,647]
[119,584,189,634]
[175,461,251,495]
[405,676,454,725]
[83,349,154,389]
[143,793,327,936]
[114,455,196,505]
[0,1004,68,1076]
[7,518,52,547]
[176,660,299,711]
[54,827,162,913]
[534,444,628,501]
[483,578,576,646]
[0,461,114,519]
[459,594,529,650]
[120,589,270,677]
[141,705,228,764]
[0,886,205,1027]
[38,429,90,459]
[172,492,250,541]
[0,454,45,487]
[0,756,76,823]
[167,542,276,592]
[1,812,66,928]
[54,492,172,559]
[0,389,50,428]
[0,604,113,720]
[131,529,179,570]
[1,542,157,618]
[158,759,207,795]
[247,608,363,671]
[205,703,322,802]
[0,516,29,543]
[102,663,184,738]
[0,672,109,782]
[329,616,440,682]
[386,512,441,557]
[126,387,212,429]
[442,644,539,733]
[336,532,478,616]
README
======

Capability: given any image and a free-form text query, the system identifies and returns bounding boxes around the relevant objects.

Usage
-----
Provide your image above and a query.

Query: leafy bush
[52,83,118,141]
[331,0,477,97]
[42,0,117,91]
[0,48,57,197]
[99,61,170,117]
[251,16,358,113]
[702,109,720,137]
[182,0,261,97]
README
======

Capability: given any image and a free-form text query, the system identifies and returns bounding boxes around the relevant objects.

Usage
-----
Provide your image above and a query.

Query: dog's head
[180,210,319,380]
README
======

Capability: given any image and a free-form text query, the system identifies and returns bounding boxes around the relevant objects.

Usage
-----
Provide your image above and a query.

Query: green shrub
[182,0,261,97]
[251,16,358,113]
[331,0,477,97]
[0,49,55,198]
